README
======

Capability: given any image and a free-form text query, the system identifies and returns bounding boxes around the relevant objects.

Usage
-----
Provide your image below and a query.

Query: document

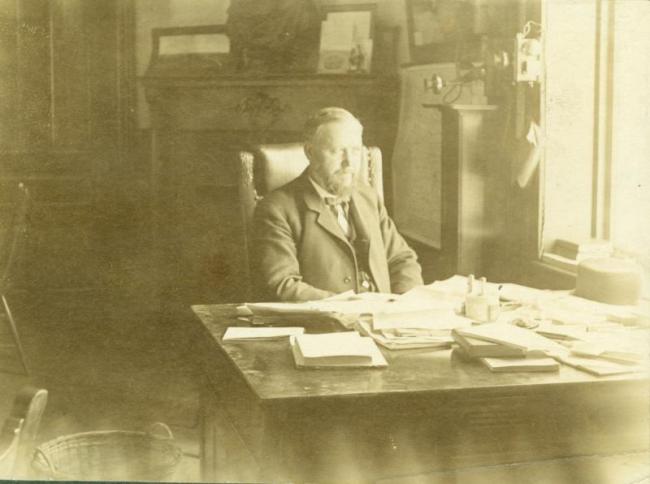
[290,332,387,368]
[372,308,471,331]
[357,320,453,350]
[222,326,304,342]
[480,357,560,373]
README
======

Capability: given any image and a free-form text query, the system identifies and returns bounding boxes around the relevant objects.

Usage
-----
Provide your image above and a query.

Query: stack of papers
[452,330,529,358]
[452,323,565,373]
[453,323,566,355]
[290,332,387,368]
[480,357,560,373]
[357,320,454,350]
[222,326,304,342]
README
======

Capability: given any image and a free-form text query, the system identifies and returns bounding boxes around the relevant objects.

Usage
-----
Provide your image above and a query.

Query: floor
[0,287,202,481]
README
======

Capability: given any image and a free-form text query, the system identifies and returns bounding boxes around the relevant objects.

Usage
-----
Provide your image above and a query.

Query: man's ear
[303,143,312,163]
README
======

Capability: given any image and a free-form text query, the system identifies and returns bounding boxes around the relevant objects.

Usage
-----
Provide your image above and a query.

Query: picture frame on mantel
[405,0,473,64]
[317,3,376,74]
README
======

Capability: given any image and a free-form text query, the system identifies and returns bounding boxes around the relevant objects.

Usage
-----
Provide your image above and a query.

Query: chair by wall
[238,143,383,299]
[0,386,48,479]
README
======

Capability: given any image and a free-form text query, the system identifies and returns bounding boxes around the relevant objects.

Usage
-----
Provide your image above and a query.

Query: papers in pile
[222,326,304,342]
[241,291,471,351]
[290,331,387,368]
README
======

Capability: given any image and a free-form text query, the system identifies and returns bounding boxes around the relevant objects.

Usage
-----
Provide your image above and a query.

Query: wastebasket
[32,422,182,481]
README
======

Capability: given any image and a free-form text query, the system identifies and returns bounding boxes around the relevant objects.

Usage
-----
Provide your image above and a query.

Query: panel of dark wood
[0,1,137,292]
[0,0,19,148]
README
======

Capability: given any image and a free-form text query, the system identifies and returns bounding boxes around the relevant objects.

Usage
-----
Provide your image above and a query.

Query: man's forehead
[314,120,363,142]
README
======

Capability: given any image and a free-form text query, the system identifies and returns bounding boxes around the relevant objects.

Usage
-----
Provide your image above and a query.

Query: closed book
[452,330,526,358]
[454,323,565,355]
[480,357,560,372]
[290,332,388,368]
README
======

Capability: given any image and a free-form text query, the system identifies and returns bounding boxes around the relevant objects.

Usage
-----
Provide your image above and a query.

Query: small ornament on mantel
[226,0,321,73]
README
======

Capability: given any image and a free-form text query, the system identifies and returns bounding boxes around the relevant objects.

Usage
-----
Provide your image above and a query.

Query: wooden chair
[0,386,48,479]
[0,183,31,375]
[237,143,383,298]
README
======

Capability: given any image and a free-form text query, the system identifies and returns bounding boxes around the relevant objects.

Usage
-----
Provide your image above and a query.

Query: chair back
[0,386,48,478]
[239,143,383,236]
[238,143,383,299]
[0,183,31,291]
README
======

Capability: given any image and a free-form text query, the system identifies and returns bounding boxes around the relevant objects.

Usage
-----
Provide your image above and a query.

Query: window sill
[524,260,577,290]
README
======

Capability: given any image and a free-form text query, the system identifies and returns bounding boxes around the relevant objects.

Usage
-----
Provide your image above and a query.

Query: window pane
[543,0,597,248]
[610,1,650,261]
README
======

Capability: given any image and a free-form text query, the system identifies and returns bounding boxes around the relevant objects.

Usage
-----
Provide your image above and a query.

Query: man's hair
[303,107,363,143]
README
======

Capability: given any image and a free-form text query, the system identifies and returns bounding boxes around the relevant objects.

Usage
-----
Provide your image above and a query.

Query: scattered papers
[499,283,559,305]
[357,320,453,350]
[241,302,322,316]
[480,357,560,373]
[222,326,304,342]
[290,332,387,368]
[372,308,471,330]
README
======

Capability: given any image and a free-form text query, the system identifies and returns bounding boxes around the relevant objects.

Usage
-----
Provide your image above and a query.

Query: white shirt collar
[308,176,338,200]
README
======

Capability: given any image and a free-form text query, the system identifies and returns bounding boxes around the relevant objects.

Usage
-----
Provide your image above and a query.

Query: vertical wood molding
[591,0,615,240]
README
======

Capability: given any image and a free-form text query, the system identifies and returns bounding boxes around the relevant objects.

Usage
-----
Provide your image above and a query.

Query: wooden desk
[193,304,650,482]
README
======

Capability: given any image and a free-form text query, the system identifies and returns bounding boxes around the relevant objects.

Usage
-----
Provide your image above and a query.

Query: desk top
[193,304,649,402]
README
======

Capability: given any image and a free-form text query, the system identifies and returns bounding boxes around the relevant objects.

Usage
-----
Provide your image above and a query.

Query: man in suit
[253,107,423,301]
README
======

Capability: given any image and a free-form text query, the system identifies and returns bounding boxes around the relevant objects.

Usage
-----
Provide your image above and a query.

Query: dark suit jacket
[253,170,423,301]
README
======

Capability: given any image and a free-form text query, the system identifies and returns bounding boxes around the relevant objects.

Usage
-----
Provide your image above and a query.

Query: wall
[135,0,229,127]
[135,0,410,128]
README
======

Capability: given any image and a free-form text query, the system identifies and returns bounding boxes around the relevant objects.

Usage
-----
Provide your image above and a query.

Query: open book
[290,332,387,368]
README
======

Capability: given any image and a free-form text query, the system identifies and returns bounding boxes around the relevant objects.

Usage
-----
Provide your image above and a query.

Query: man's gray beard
[326,175,356,198]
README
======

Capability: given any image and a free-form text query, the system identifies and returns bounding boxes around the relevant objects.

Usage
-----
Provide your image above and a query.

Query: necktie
[325,197,351,238]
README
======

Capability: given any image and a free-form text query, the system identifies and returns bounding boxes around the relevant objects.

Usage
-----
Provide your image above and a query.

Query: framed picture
[405,0,473,64]
[317,3,376,74]
[151,25,229,58]
[148,25,231,76]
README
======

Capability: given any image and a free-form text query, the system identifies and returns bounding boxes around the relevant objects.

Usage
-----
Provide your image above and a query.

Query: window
[542,0,650,281]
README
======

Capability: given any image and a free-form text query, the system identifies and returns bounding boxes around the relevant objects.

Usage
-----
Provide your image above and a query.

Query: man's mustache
[336,168,355,176]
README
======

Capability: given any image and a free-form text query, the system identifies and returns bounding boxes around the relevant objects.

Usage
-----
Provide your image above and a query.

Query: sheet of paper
[499,283,560,304]
[245,302,323,316]
[223,326,304,341]
[356,321,451,350]
[291,333,387,367]
[372,309,472,330]
[293,332,368,358]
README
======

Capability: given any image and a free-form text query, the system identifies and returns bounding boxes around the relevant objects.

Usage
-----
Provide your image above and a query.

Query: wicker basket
[32,422,182,481]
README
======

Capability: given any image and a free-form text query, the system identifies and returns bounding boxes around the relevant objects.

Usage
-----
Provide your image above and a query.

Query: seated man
[253,107,423,301]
